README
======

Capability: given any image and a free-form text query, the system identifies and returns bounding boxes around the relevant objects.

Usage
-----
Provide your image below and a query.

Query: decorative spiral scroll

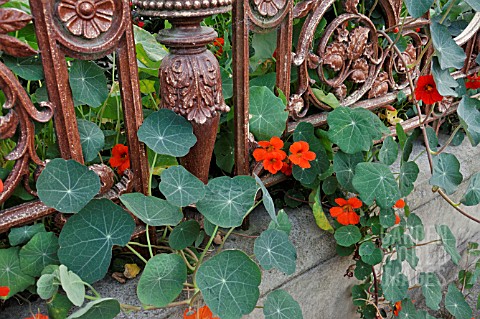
[247,0,292,29]
[0,62,54,204]
[53,0,128,59]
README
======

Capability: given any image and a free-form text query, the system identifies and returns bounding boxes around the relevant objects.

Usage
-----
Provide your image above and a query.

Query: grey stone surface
[2,135,480,319]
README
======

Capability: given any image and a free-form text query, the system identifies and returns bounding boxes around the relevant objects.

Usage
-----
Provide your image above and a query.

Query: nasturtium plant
[58,199,135,283]
[67,298,121,319]
[59,264,85,307]
[429,153,463,195]
[436,225,461,265]
[19,232,59,277]
[8,223,46,246]
[69,60,109,108]
[77,119,104,162]
[333,151,363,193]
[168,220,200,250]
[254,229,297,275]
[37,158,100,214]
[263,289,303,319]
[461,172,480,206]
[120,193,183,226]
[382,259,408,302]
[419,272,442,311]
[0,247,35,299]
[159,165,206,207]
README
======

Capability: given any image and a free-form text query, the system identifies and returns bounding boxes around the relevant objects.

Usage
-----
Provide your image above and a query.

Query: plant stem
[125,244,148,264]
[146,224,154,259]
[439,0,457,24]
[180,250,196,271]
[149,152,158,196]
[217,227,235,253]
[430,125,461,155]
[193,225,219,286]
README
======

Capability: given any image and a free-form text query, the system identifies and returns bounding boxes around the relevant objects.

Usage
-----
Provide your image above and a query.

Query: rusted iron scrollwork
[133,0,232,183]
[0,0,149,232]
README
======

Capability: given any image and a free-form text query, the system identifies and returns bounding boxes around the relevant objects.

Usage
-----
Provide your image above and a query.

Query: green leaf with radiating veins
[196,176,257,228]
[429,153,463,195]
[8,223,46,246]
[382,259,408,302]
[432,57,458,97]
[0,247,35,299]
[445,284,472,319]
[359,242,383,265]
[436,225,461,265]
[168,220,200,250]
[263,290,303,319]
[59,265,85,307]
[120,193,183,226]
[138,109,197,157]
[197,250,261,319]
[419,272,442,310]
[67,298,121,319]
[431,22,466,70]
[268,210,292,235]
[404,0,433,17]
[3,55,44,80]
[133,25,167,62]
[352,162,401,208]
[58,199,135,283]
[37,272,59,300]
[159,165,205,207]
[77,119,104,162]
[354,260,372,280]
[461,173,480,206]
[37,158,100,213]
[458,96,480,146]
[19,232,59,277]
[254,174,277,224]
[464,0,480,12]
[398,299,418,319]
[249,86,288,141]
[334,225,362,247]
[254,229,297,275]
[333,151,363,192]
[399,161,419,197]
[406,213,425,241]
[379,136,398,166]
[137,254,186,307]
[69,60,108,107]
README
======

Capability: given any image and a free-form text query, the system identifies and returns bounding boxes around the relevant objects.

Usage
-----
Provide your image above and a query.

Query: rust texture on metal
[0,0,149,232]
[134,0,231,183]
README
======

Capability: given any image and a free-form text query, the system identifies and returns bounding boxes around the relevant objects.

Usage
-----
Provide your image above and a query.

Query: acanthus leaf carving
[343,0,359,14]
[349,58,369,83]
[293,0,316,19]
[396,43,417,73]
[368,71,390,98]
[348,26,370,60]
[323,42,347,71]
[0,7,31,33]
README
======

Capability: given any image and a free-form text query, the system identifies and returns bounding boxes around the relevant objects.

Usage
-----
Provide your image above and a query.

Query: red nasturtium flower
[253,136,284,161]
[415,27,421,32]
[109,144,130,175]
[394,199,405,209]
[213,37,224,56]
[280,159,292,176]
[395,214,401,225]
[0,286,10,297]
[414,74,443,105]
[263,151,287,174]
[0,179,3,193]
[137,21,144,28]
[393,301,402,316]
[24,312,49,319]
[184,305,219,319]
[330,197,362,225]
[466,74,480,90]
[288,141,316,169]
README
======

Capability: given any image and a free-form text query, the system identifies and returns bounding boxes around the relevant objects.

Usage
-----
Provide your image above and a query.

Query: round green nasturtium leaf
[0,247,35,299]
[445,284,472,319]
[69,60,108,107]
[419,272,442,311]
[47,292,73,319]
[435,225,461,265]
[263,289,303,319]
[137,254,186,307]
[431,22,467,70]
[334,225,362,247]
[59,265,85,307]
[58,199,135,283]
[168,220,200,250]
[3,56,44,81]
[458,96,480,147]
[137,108,197,157]
[358,242,383,265]
[379,136,398,166]
[399,161,419,197]
[196,176,257,228]
[19,232,59,277]
[354,260,372,280]
[37,158,100,213]
[8,223,46,246]
[429,153,463,195]
[336,244,355,257]
[404,0,433,18]
[67,298,121,319]
[254,174,276,224]
[37,272,59,300]
[120,193,183,227]
[254,229,297,275]
[197,250,261,319]
[327,107,387,154]
[77,119,104,162]
[249,86,288,141]
[322,176,338,195]
[461,173,480,206]
[352,162,401,209]
[397,299,418,319]
[382,259,408,302]
[405,213,425,241]
[292,145,329,185]
[159,165,205,207]
[333,151,363,193]
[380,208,396,228]
[268,209,292,235]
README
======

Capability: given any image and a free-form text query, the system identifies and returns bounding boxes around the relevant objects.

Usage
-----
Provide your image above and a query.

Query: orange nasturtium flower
[414,74,443,105]
[24,312,49,319]
[280,159,292,176]
[288,141,316,169]
[329,197,362,225]
[253,136,284,161]
[395,214,401,225]
[109,144,130,175]
[466,73,480,90]
[184,305,219,319]
[213,37,224,56]
[263,151,287,174]
[0,179,3,193]
[0,286,9,297]
[394,199,405,209]
[393,301,402,316]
